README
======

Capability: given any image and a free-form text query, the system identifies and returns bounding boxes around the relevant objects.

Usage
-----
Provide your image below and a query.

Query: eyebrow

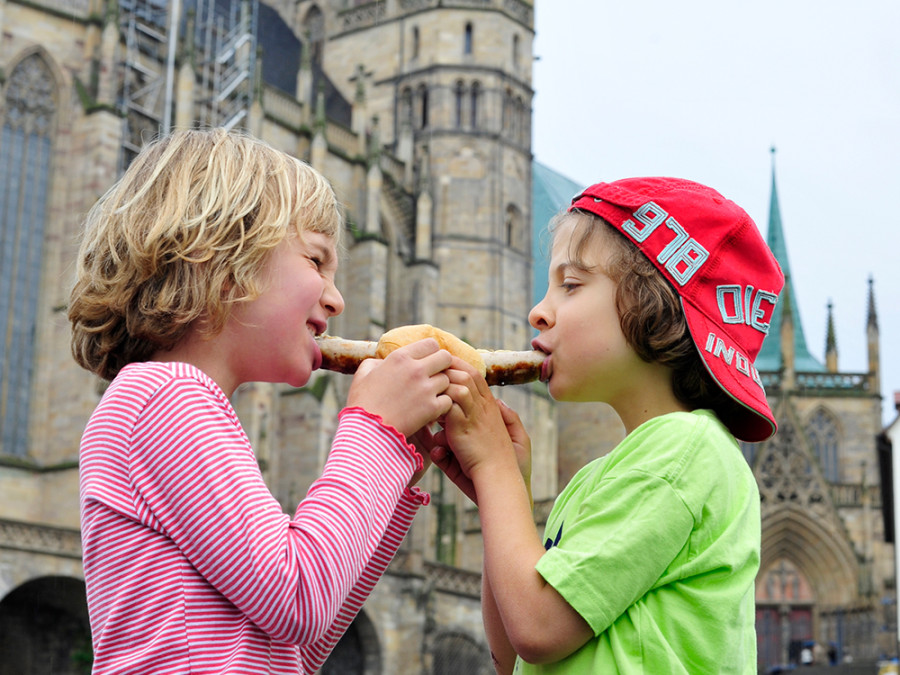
[553,260,589,277]
[304,237,338,271]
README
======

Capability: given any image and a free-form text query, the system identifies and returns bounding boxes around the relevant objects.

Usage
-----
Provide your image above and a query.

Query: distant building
[0,1,892,672]
[750,156,894,666]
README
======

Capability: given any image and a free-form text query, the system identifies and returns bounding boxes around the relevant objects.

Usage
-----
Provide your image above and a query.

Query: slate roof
[531,161,584,306]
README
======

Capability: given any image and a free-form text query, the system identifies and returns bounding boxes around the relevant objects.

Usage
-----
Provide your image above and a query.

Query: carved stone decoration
[0,519,82,559]
[4,53,57,134]
[757,418,831,519]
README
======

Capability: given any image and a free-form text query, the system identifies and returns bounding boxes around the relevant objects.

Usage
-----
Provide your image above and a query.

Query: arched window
[322,622,363,674]
[502,88,512,134]
[0,576,90,670]
[805,407,840,482]
[417,84,429,129]
[454,80,465,128]
[400,86,413,127]
[321,613,381,675]
[303,5,325,64]
[515,95,526,145]
[0,53,56,457]
[432,632,491,675]
[512,33,520,68]
[506,204,523,251]
[412,26,420,60]
[464,22,473,55]
[470,80,480,129]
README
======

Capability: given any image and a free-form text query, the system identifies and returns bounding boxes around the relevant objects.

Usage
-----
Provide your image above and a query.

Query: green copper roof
[754,155,825,373]
[532,161,585,305]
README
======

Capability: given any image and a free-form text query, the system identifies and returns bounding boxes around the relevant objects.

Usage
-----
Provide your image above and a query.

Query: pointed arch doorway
[756,558,815,667]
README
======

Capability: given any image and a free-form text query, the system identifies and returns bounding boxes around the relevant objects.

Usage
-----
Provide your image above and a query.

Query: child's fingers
[396,337,441,358]
[430,444,478,504]
[444,376,476,416]
[430,444,450,467]
[347,339,456,436]
[393,338,454,375]
[498,399,526,438]
[353,356,379,378]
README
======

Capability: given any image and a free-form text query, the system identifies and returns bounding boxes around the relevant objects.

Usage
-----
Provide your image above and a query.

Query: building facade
[0,0,892,672]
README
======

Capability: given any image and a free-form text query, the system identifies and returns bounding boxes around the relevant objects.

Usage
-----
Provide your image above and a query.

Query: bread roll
[375,324,486,376]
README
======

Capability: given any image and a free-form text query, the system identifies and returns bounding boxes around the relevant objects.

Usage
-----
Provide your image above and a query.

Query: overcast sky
[531,0,900,426]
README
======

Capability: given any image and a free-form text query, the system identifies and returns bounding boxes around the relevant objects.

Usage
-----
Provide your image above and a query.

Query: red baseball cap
[570,177,784,442]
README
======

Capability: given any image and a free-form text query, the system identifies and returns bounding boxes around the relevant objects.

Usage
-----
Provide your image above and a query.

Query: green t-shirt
[516,410,759,674]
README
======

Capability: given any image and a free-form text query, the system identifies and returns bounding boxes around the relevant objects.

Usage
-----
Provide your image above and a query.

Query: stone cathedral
[0,0,892,672]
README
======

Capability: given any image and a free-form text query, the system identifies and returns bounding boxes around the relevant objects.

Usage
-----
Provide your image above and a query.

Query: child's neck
[151,328,239,397]
[610,364,689,435]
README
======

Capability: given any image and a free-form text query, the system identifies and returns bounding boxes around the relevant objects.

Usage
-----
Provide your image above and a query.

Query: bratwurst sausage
[315,324,546,386]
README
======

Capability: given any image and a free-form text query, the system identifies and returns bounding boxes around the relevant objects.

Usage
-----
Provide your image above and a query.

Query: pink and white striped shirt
[80,361,429,674]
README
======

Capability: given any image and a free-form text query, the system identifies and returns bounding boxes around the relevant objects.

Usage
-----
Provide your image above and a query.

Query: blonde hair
[69,128,342,380]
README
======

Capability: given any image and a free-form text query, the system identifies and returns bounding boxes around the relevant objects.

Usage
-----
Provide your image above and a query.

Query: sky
[530,0,900,426]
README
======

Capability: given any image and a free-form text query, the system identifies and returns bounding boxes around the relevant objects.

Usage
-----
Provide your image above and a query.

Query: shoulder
[615,410,753,495]
[626,410,739,464]
[108,361,224,398]
[95,361,232,423]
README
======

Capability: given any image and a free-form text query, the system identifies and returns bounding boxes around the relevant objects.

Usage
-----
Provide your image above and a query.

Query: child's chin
[547,380,565,401]
[283,366,312,389]
[548,380,584,403]
[292,376,312,389]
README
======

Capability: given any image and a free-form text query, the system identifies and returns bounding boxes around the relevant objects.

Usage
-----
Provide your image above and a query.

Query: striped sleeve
[302,482,428,670]
[290,407,428,648]
[128,380,427,648]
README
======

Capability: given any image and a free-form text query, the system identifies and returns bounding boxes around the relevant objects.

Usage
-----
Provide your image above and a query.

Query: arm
[483,564,516,675]
[302,483,428,670]
[130,342,451,646]
[429,394,534,672]
[442,365,593,664]
[130,388,421,644]
[298,341,455,660]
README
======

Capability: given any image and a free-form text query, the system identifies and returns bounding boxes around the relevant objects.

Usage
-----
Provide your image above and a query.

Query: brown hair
[69,128,342,380]
[554,210,744,419]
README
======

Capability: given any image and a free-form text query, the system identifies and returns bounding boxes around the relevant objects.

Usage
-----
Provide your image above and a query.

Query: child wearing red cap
[429,177,784,673]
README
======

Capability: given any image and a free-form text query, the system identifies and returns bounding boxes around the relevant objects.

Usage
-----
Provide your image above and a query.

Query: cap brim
[682,299,777,443]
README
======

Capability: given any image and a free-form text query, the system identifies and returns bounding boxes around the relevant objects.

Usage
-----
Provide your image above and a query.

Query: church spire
[867,275,879,332]
[867,276,880,396]
[755,148,825,373]
[825,300,838,372]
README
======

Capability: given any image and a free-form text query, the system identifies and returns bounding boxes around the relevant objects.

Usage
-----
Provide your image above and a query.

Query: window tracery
[805,407,840,482]
[757,419,829,518]
[0,53,57,457]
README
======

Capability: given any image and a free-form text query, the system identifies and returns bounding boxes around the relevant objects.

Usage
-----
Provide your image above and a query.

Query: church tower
[749,150,892,667]
[286,0,536,354]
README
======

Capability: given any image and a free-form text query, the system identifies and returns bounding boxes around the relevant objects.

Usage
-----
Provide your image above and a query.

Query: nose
[323,279,345,317]
[529,294,552,331]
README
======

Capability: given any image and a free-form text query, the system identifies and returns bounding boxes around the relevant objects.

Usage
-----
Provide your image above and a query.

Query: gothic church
[0,0,892,671]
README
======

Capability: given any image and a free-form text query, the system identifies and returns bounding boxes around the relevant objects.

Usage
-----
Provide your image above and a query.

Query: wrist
[471,457,531,507]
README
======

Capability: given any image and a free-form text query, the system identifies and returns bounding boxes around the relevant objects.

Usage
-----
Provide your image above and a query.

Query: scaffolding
[117,0,258,169]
